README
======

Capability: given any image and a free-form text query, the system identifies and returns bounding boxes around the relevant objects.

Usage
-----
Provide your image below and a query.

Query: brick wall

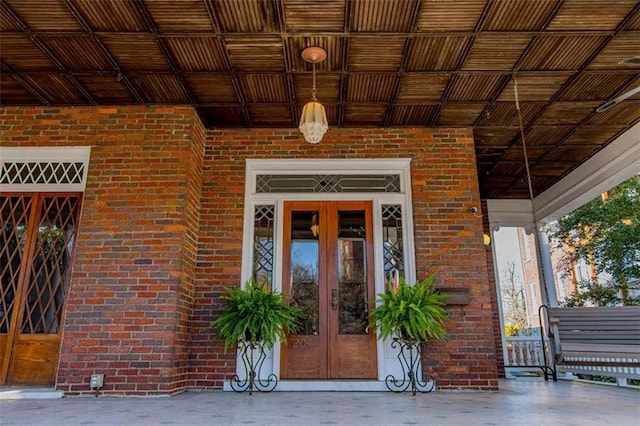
[1,106,204,396]
[190,127,498,391]
[173,115,205,392]
[1,107,498,393]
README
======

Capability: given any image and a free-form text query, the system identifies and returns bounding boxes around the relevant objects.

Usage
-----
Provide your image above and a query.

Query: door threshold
[0,387,64,400]
[223,380,388,392]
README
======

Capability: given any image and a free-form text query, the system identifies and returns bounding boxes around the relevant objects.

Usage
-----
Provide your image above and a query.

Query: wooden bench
[545,306,640,381]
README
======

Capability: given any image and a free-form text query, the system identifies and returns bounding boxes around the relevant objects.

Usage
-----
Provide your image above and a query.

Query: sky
[493,227,525,282]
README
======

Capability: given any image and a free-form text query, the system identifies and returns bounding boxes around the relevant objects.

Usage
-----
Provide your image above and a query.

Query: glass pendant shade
[299,46,328,144]
[299,100,328,144]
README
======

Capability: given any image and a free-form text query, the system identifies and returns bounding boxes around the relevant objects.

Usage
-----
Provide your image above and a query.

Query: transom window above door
[256,174,401,193]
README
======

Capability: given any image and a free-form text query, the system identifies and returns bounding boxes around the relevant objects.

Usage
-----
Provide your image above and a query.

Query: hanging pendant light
[299,47,328,144]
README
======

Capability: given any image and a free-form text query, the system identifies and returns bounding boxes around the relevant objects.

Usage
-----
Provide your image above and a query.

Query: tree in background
[500,260,529,333]
[550,175,640,306]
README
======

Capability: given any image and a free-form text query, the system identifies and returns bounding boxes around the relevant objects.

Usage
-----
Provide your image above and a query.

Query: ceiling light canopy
[299,47,328,144]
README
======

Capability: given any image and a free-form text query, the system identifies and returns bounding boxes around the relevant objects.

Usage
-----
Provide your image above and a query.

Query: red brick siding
[173,117,205,392]
[190,127,498,391]
[1,106,203,396]
[1,107,499,393]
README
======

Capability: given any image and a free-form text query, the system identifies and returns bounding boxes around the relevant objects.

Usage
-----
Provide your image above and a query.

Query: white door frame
[237,159,416,389]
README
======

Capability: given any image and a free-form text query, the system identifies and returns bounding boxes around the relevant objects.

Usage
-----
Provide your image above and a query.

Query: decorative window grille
[382,204,405,284]
[1,194,81,335]
[256,174,401,193]
[21,196,81,334]
[253,205,275,288]
[1,162,85,185]
[0,196,32,334]
[0,147,90,192]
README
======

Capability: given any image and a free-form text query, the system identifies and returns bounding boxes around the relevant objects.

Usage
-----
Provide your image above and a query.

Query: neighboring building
[517,229,544,329]
[516,226,604,323]
[549,240,597,305]
[516,221,623,316]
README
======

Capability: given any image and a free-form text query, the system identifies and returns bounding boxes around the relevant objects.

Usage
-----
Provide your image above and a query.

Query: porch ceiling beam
[488,1,640,198]
[6,30,635,38]
[337,0,351,127]
[1,60,49,105]
[382,0,424,127]
[203,0,251,127]
[60,0,144,104]
[2,1,96,105]
[431,0,495,125]
[8,69,639,77]
[136,1,198,105]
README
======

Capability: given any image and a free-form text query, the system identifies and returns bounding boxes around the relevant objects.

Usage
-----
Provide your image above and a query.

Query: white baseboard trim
[223,380,392,392]
[0,387,64,400]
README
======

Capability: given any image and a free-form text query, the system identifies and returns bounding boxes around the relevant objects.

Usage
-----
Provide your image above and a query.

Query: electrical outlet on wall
[90,373,104,389]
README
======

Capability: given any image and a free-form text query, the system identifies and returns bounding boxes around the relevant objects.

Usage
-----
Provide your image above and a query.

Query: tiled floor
[0,379,638,425]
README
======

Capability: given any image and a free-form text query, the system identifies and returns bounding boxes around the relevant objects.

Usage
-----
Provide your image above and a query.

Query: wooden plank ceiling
[1,0,639,199]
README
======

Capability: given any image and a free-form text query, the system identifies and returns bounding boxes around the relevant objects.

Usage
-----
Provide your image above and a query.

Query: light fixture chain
[311,61,318,101]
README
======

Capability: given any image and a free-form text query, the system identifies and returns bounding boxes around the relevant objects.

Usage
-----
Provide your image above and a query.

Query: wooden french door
[0,193,82,385]
[280,201,377,379]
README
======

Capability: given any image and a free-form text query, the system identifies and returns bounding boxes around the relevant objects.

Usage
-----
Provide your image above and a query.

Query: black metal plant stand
[385,337,436,395]
[229,340,278,394]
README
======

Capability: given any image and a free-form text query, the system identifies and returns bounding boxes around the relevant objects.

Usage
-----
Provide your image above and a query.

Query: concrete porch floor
[0,379,638,425]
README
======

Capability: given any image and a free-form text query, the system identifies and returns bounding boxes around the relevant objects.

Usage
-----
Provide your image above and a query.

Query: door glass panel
[21,196,81,334]
[1,196,33,334]
[337,210,368,335]
[382,204,404,284]
[253,205,275,288]
[290,211,319,335]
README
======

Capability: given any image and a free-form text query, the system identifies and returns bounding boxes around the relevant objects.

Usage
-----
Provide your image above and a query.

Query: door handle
[331,289,338,310]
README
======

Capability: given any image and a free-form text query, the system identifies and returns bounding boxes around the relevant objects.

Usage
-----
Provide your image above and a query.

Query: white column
[536,229,558,307]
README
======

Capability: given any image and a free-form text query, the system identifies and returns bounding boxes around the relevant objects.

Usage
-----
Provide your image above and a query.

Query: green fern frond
[211,279,301,352]
[371,274,449,342]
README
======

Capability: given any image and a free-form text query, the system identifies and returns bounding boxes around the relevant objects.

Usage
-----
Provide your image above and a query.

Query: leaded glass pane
[253,205,274,288]
[256,174,401,193]
[382,204,404,286]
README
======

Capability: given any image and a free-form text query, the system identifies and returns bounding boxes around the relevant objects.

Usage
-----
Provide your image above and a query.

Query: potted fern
[371,274,449,343]
[212,279,301,351]
[212,279,300,393]
[371,274,449,394]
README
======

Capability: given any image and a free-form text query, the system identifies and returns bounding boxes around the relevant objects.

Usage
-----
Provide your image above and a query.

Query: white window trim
[0,147,91,192]
[241,158,416,385]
